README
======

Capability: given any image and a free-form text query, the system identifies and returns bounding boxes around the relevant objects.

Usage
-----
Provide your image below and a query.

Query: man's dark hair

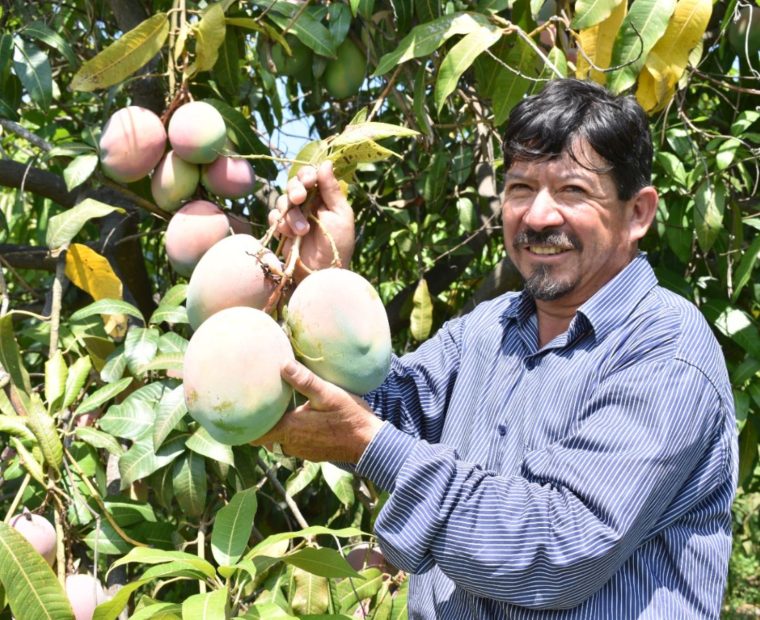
[503,78,653,200]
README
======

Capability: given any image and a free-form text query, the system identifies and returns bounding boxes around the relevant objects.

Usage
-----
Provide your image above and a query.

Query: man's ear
[627,186,659,243]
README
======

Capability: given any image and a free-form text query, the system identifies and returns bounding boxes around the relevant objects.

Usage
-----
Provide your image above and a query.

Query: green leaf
[125,602,182,620]
[124,326,160,374]
[246,526,364,560]
[732,236,760,301]
[62,153,99,191]
[331,122,419,147]
[320,462,354,507]
[149,305,188,325]
[214,26,240,99]
[140,352,184,373]
[285,460,320,497]
[737,419,759,488]
[119,435,187,489]
[12,38,52,110]
[282,547,363,579]
[715,137,741,171]
[70,297,143,323]
[92,578,152,620]
[74,376,132,416]
[211,488,258,566]
[374,12,492,76]
[153,384,187,450]
[572,0,625,29]
[187,3,227,75]
[83,521,132,556]
[263,4,337,58]
[158,331,189,355]
[71,13,169,92]
[109,547,217,578]
[0,522,74,620]
[290,569,329,615]
[99,398,154,441]
[20,21,78,67]
[704,301,760,360]
[731,110,760,136]
[336,567,385,613]
[0,414,34,442]
[694,178,725,253]
[25,394,63,473]
[182,588,229,619]
[493,36,541,125]
[74,427,124,456]
[172,452,207,518]
[204,98,277,178]
[62,356,92,409]
[10,437,46,487]
[44,350,67,411]
[186,426,235,466]
[606,0,677,94]
[46,199,125,250]
[0,315,31,392]
[434,26,501,113]
[410,277,433,341]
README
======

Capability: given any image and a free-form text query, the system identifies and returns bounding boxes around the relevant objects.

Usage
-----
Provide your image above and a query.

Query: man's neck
[535,301,578,347]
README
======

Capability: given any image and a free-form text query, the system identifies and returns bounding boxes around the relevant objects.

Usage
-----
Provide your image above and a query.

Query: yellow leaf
[638,0,712,112]
[576,0,627,84]
[66,244,122,300]
[410,278,433,342]
[635,65,660,112]
[65,244,127,338]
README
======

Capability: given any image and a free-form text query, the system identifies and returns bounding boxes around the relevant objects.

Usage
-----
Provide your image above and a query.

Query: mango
[99,106,167,183]
[324,40,367,100]
[285,268,391,394]
[183,306,295,445]
[201,155,255,198]
[168,101,227,164]
[164,200,230,278]
[65,574,109,620]
[10,510,57,566]
[186,233,282,330]
[151,150,200,212]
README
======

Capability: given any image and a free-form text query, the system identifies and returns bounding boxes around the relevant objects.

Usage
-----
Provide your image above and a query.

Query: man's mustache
[512,229,582,250]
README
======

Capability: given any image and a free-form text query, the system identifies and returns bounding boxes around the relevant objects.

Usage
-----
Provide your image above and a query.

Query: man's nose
[522,189,564,229]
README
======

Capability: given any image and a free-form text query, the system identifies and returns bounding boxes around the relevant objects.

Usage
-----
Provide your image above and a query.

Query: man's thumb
[281,359,338,408]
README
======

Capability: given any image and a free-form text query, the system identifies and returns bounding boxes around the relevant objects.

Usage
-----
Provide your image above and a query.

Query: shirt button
[497,424,507,436]
[524,358,535,370]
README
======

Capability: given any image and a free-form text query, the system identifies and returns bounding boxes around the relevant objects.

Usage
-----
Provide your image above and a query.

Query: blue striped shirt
[356,254,738,619]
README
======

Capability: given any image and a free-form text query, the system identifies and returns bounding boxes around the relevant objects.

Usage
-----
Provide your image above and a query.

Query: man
[257,79,738,618]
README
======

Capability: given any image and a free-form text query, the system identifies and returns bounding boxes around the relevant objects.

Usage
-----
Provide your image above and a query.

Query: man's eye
[507,183,531,192]
[563,185,586,194]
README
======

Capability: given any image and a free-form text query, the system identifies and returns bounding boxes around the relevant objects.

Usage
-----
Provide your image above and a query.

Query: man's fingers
[316,160,349,214]
[281,359,340,409]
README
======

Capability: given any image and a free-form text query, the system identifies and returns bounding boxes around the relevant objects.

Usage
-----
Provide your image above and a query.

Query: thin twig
[256,456,309,530]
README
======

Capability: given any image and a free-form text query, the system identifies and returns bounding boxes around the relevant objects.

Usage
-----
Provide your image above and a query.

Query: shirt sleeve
[355,358,731,609]
[362,315,465,444]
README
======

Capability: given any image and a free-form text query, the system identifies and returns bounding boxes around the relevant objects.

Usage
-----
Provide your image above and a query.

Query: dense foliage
[0,0,757,617]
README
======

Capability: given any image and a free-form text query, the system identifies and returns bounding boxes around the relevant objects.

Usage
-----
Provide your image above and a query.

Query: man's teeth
[529,246,567,255]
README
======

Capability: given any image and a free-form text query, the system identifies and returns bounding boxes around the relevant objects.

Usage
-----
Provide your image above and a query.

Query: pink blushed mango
[201,155,255,198]
[168,101,227,164]
[164,200,230,278]
[99,106,166,183]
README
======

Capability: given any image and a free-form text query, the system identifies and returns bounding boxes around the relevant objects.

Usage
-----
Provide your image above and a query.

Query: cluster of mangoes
[97,101,391,448]
[10,510,109,618]
[261,34,367,100]
[98,102,256,277]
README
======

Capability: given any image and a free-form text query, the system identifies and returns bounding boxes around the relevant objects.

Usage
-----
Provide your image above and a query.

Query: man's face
[501,143,640,307]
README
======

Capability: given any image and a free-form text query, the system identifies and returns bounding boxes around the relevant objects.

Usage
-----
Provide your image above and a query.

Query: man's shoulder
[629,284,729,392]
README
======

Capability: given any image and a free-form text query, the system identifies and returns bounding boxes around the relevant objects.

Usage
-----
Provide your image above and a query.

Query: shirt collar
[500,253,658,342]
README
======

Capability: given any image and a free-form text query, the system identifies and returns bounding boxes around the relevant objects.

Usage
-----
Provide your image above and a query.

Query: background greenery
[0,0,757,618]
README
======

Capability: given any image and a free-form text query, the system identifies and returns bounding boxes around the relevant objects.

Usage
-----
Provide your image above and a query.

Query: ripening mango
[186,234,282,330]
[10,510,57,566]
[65,574,109,620]
[183,306,295,445]
[151,150,200,212]
[164,200,230,278]
[168,101,227,164]
[99,106,167,183]
[201,155,255,198]
[285,268,391,394]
